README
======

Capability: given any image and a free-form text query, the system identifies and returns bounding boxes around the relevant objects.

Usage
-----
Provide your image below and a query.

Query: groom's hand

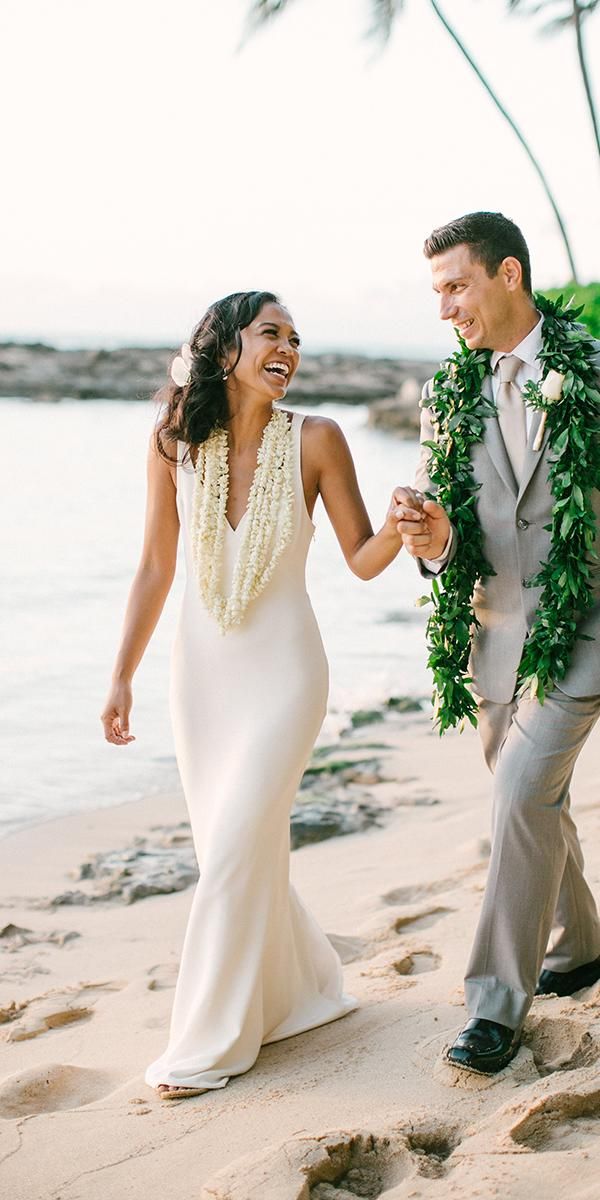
[392,487,451,559]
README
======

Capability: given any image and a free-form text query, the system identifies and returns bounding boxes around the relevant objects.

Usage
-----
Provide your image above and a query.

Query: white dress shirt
[423,313,543,570]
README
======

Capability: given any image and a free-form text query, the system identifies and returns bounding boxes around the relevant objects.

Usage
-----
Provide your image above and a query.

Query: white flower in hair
[171,342,193,387]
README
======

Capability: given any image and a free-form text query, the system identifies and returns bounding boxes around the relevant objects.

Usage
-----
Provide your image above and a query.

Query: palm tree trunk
[428,0,579,282]
[572,0,600,160]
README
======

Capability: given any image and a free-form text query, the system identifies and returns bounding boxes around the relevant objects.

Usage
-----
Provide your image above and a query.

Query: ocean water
[1,400,431,839]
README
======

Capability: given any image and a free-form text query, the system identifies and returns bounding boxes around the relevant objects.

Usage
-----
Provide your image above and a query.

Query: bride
[101,290,411,1099]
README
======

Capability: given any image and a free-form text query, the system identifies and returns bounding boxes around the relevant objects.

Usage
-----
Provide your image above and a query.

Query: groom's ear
[501,256,524,292]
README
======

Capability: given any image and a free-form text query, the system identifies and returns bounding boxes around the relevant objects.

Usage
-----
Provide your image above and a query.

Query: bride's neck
[226,400,274,453]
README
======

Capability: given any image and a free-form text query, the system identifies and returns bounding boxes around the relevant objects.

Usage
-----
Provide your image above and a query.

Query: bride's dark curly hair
[155,290,280,460]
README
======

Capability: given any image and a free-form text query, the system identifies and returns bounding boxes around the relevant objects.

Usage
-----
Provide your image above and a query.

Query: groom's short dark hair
[423,212,532,296]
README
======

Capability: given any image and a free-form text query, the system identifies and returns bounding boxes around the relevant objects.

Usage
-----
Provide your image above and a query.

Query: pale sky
[1,0,599,356]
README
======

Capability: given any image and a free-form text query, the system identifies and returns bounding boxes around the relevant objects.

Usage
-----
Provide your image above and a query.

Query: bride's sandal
[156,1084,206,1101]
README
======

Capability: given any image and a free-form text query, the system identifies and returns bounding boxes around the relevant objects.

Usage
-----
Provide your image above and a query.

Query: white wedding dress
[145,411,356,1091]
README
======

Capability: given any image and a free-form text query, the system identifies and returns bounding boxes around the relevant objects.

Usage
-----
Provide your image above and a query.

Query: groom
[395,211,600,1074]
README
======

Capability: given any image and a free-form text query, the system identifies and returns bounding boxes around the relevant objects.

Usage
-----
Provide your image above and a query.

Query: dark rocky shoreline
[0,341,438,436]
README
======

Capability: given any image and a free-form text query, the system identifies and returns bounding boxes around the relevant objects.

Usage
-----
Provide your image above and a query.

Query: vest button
[517,518,529,530]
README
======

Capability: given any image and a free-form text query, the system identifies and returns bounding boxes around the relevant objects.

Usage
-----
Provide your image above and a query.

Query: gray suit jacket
[415,343,600,703]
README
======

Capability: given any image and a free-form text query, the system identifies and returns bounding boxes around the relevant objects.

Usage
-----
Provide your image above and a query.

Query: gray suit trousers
[464,688,600,1030]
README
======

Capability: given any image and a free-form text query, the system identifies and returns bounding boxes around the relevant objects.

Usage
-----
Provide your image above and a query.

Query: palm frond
[367,0,405,44]
[507,0,561,14]
[506,0,598,25]
[240,0,295,49]
[541,13,577,31]
[245,0,295,33]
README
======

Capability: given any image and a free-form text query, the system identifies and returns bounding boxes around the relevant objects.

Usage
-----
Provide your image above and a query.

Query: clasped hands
[387,487,451,560]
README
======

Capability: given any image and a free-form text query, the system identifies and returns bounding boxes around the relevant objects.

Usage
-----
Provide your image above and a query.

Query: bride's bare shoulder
[147,430,181,486]
[300,413,349,462]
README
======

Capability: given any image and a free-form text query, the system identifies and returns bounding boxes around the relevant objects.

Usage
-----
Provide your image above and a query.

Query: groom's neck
[492,298,539,355]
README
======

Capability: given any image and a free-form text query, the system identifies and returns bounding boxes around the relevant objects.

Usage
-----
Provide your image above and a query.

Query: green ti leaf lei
[421,292,600,733]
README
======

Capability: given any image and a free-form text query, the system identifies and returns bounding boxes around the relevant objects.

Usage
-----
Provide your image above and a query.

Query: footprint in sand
[416,1026,538,1089]
[381,862,486,908]
[0,923,80,952]
[523,1013,600,1076]
[357,938,441,984]
[434,1046,539,1090]
[389,908,444,979]
[0,981,125,1042]
[146,962,179,990]
[201,1121,463,1198]
[324,904,453,981]
[392,906,454,934]
[510,1084,600,1153]
[355,907,448,984]
[393,951,441,976]
[0,1062,120,1117]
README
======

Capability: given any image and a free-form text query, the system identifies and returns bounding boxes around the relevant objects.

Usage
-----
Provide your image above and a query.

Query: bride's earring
[222,367,230,381]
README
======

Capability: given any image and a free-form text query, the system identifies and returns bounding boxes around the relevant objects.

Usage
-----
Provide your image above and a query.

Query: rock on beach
[0,342,436,432]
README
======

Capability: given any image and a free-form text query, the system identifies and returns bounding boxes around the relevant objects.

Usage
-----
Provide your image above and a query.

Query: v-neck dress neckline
[225,509,248,535]
[223,409,292,534]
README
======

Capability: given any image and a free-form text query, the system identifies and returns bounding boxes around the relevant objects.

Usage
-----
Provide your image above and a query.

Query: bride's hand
[392,486,450,558]
[387,486,425,536]
[101,681,136,745]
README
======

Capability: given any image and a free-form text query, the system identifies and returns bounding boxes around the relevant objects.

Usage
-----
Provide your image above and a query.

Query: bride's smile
[224,302,301,400]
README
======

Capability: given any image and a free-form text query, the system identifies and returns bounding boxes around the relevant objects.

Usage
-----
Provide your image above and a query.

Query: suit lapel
[518,408,551,500]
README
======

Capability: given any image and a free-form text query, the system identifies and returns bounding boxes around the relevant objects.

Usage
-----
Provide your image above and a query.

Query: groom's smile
[456,317,475,336]
[430,243,530,353]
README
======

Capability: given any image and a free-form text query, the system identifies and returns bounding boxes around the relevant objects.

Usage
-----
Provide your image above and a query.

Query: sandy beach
[2,707,600,1200]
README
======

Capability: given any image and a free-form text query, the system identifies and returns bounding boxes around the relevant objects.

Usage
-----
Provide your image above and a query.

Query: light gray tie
[496,354,526,480]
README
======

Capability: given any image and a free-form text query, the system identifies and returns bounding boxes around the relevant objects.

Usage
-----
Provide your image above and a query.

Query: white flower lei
[190,408,294,632]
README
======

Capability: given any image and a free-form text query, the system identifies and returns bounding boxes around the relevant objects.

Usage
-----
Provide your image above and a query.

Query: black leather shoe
[536,955,600,997]
[446,1018,520,1075]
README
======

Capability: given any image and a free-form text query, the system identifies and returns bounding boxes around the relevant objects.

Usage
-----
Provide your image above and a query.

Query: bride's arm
[101,436,180,745]
[304,416,407,581]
